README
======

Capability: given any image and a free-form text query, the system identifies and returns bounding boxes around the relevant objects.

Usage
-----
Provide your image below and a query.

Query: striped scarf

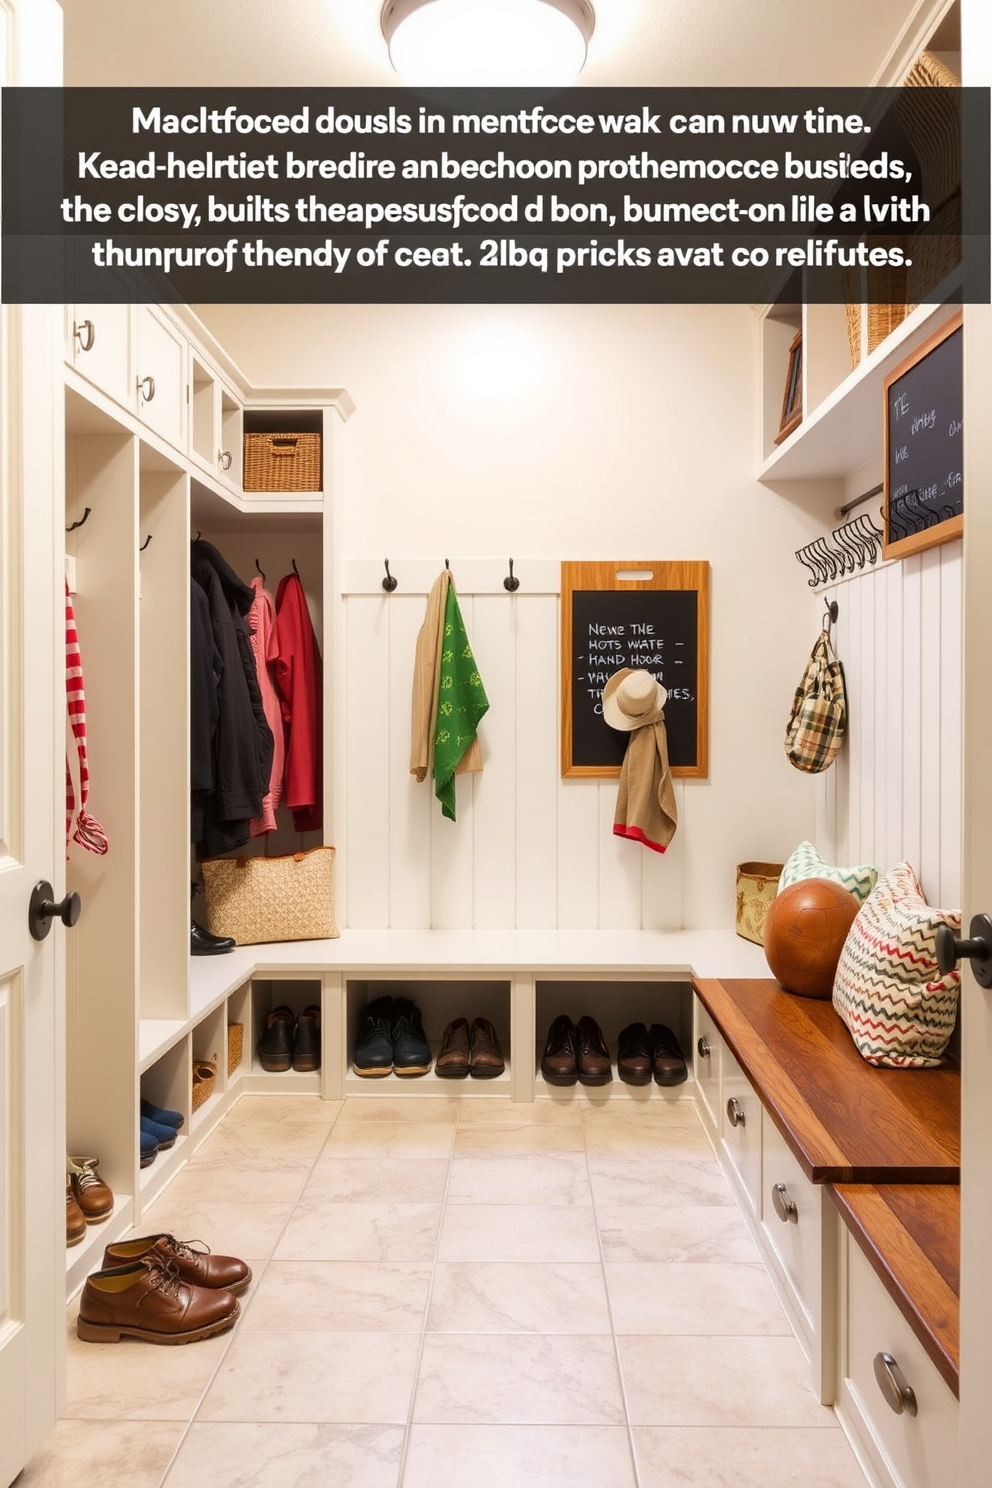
[65,579,108,856]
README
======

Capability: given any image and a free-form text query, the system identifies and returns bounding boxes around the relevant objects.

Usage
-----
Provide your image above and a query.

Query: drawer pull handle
[697,1037,711,1059]
[218,449,233,471]
[138,374,156,402]
[74,319,95,352]
[726,1096,746,1128]
[771,1182,798,1224]
[873,1352,918,1417]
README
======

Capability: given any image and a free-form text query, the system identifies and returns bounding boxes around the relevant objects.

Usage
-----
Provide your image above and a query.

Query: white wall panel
[470,595,518,930]
[387,595,432,929]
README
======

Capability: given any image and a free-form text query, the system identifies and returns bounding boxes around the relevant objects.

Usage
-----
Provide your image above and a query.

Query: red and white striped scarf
[65,579,108,857]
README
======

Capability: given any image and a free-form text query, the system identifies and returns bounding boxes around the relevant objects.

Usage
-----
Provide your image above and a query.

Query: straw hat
[602,668,668,731]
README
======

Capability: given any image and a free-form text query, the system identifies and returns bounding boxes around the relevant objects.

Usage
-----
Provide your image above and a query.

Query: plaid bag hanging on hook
[784,629,847,773]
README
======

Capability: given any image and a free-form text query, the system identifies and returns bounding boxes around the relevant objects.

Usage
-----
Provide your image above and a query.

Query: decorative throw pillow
[832,862,961,1068]
[779,840,878,904]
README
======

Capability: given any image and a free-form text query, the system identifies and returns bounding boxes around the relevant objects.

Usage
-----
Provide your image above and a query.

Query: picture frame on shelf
[774,331,803,445]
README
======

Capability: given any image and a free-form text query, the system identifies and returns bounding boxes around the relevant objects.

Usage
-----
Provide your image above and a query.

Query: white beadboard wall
[815,542,962,911]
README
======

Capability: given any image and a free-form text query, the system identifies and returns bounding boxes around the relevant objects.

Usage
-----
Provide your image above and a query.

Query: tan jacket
[613,722,678,853]
[410,570,482,782]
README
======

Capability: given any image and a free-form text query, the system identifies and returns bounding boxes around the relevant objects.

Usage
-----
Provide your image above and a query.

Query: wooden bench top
[829,1183,960,1397]
[693,977,960,1184]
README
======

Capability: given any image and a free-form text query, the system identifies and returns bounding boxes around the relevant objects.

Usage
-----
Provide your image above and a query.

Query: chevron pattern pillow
[832,862,961,1068]
[779,841,878,904]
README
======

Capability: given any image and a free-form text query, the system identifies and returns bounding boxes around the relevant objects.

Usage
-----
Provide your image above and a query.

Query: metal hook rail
[795,510,884,588]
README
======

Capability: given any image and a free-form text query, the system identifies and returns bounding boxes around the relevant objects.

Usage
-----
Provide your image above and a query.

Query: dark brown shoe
[540,1015,578,1086]
[576,1016,613,1086]
[616,1022,652,1086]
[66,1182,86,1247]
[258,1005,296,1072]
[77,1256,240,1344]
[470,1018,505,1079]
[68,1155,114,1222]
[649,1023,688,1086]
[101,1234,252,1295]
[436,1017,471,1078]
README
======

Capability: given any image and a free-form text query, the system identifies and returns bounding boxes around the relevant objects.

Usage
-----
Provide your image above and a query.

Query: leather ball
[763,877,860,999]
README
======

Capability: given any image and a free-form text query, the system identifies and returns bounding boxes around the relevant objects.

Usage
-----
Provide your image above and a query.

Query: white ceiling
[60,0,926,89]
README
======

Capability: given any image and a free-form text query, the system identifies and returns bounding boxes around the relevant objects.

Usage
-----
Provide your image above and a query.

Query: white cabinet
[720,1041,762,1217]
[692,996,722,1138]
[134,305,187,449]
[66,303,132,407]
[190,352,243,489]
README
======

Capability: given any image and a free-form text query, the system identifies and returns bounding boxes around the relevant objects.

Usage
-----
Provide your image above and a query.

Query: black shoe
[648,1023,688,1085]
[190,920,236,956]
[391,998,432,1077]
[353,997,394,1078]
[540,1015,578,1086]
[294,1005,321,1072]
[576,1015,613,1086]
[616,1022,652,1086]
[258,1006,295,1072]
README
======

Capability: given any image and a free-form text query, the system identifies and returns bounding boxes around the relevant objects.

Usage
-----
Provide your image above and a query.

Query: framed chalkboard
[883,311,963,560]
[561,560,709,779]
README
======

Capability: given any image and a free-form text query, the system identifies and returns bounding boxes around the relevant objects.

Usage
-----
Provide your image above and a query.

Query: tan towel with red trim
[613,722,678,854]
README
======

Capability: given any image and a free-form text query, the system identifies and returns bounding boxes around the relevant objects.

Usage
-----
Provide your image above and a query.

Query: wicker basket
[735,861,785,945]
[191,1059,217,1111]
[243,432,321,492]
[227,1023,244,1076]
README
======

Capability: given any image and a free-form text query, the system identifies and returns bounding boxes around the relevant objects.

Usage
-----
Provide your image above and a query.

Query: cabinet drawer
[134,306,187,450]
[66,304,132,407]
[692,995,721,1138]
[760,1116,823,1340]
[720,1042,761,1216]
[844,1237,958,1488]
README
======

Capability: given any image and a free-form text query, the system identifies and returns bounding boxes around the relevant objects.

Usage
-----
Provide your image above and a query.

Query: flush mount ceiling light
[381,0,595,88]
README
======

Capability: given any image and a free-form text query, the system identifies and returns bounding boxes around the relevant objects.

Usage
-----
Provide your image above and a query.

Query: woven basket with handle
[243,432,321,492]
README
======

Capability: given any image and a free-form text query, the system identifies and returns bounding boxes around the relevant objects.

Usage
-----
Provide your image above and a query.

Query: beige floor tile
[446,1154,592,1206]
[166,1422,404,1488]
[427,1261,611,1334]
[335,1095,460,1123]
[63,1299,235,1420]
[606,1261,791,1335]
[243,1260,432,1332]
[188,1116,334,1163]
[413,1334,625,1425]
[274,1199,442,1262]
[198,1330,420,1423]
[587,1155,733,1208]
[632,1426,868,1486]
[303,1156,451,1202]
[619,1336,837,1427]
[437,1204,601,1262]
[457,1098,582,1127]
[453,1124,586,1156]
[227,1095,343,1125]
[321,1121,456,1159]
[403,1424,637,1488]
[133,1197,295,1264]
[580,1096,702,1125]
[582,1122,714,1158]
[17,1419,182,1487]
[597,1204,760,1263]
[159,1155,313,1206]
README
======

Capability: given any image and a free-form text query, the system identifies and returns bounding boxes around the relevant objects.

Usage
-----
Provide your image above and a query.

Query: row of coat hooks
[381,558,520,593]
[795,507,884,589]
[66,506,155,552]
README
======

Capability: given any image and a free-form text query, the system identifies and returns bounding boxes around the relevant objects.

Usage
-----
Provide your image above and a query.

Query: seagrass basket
[227,1023,244,1076]
[243,432,321,492]
[191,1060,217,1111]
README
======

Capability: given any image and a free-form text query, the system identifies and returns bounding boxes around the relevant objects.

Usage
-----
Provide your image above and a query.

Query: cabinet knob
[218,449,233,471]
[873,1352,918,1417]
[73,318,95,352]
[935,914,992,989]
[28,880,82,941]
[696,1036,711,1059]
[726,1096,746,1128]
[771,1182,798,1223]
[138,374,156,402]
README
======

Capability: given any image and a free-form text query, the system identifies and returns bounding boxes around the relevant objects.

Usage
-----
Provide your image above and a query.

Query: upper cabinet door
[134,306,187,452]
[66,304,132,409]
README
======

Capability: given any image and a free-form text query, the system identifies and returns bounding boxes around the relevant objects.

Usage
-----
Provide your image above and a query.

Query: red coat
[273,572,322,833]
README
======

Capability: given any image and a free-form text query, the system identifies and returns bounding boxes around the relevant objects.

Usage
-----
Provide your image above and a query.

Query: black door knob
[935,914,992,989]
[28,880,82,941]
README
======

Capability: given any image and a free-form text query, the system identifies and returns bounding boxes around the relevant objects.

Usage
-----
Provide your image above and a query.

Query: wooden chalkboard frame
[561,560,709,780]
[883,310,963,561]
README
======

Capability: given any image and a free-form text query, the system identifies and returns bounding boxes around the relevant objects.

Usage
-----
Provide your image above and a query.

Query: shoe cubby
[345,978,512,1097]
[226,981,251,1097]
[139,1036,191,1206]
[534,979,694,1101]
[190,1002,227,1137]
[249,978,324,1094]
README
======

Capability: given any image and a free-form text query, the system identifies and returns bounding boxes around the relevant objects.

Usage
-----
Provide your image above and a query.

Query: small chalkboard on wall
[561,560,709,779]
[884,310,963,560]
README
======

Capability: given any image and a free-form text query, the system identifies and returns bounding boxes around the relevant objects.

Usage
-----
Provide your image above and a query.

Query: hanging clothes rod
[836,482,883,518]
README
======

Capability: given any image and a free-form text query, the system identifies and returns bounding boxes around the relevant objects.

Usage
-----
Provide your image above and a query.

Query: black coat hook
[444,558,450,570]
[255,557,266,582]
[291,558,300,578]
[382,559,398,593]
[503,558,520,593]
[192,531,202,543]
[139,534,153,552]
[66,506,91,533]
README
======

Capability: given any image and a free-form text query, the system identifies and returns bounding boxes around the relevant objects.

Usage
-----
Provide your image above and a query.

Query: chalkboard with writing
[561,560,709,778]
[884,311,963,561]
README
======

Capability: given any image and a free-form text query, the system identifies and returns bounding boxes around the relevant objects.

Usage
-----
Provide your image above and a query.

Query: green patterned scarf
[433,584,489,820]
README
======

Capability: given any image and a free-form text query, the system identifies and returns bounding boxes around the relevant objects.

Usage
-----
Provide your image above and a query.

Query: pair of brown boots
[77,1231,251,1344]
[436,1017,505,1079]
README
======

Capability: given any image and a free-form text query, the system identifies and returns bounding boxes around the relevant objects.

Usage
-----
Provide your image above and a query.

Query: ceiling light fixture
[381,0,595,88]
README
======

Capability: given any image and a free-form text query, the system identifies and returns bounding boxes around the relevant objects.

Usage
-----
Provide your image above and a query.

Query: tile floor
[24,1093,872,1487]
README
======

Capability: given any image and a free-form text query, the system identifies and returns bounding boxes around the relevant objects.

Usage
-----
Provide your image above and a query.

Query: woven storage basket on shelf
[201,847,339,945]
[191,1060,217,1111]
[243,432,321,492]
[227,1023,244,1076]
[735,861,786,945]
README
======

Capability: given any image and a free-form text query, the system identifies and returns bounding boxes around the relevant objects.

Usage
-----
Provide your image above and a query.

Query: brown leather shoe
[616,1022,652,1086]
[540,1015,578,1086]
[649,1023,688,1085]
[77,1257,240,1344]
[436,1017,471,1078]
[470,1018,505,1079]
[66,1182,86,1247]
[101,1234,252,1295]
[576,1016,613,1086]
[68,1155,114,1222]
